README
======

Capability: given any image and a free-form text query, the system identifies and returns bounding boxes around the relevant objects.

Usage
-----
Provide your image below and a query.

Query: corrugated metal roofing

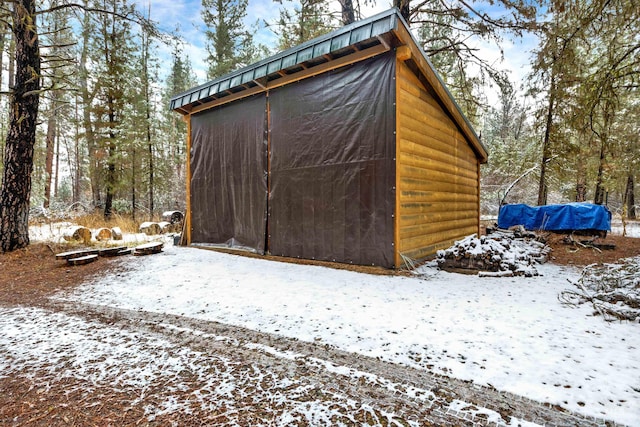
[170,7,487,161]
[170,8,399,113]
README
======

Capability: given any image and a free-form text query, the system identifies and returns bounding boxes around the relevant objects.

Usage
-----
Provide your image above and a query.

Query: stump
[111,227,123,240]
[139,222,161,236]
[162,211,184,224]
[67,254,98,266]
[95,228,113,241]
[63,226,92,244]
[133,241,163,256]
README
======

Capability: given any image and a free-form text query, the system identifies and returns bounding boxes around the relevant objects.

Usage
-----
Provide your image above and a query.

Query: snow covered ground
[38,242,639,426]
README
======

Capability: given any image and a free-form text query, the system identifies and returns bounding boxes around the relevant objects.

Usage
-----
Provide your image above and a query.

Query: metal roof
[170,8,487,161]
[170,8,400,114]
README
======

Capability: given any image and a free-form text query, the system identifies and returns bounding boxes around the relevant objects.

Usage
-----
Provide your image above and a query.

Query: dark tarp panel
[190,95,268,252]
[268,52,396,267]
[498,203,612,232]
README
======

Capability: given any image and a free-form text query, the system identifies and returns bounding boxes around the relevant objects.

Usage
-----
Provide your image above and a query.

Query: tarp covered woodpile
[498,203,611,232]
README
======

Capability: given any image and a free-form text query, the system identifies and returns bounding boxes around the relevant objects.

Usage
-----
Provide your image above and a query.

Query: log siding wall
[395,60,480,264]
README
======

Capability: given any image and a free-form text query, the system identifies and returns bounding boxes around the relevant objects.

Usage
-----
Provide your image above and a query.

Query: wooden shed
[170,8,488,268]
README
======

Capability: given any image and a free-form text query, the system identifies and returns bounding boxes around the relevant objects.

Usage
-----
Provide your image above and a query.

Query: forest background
[0,0,638,252]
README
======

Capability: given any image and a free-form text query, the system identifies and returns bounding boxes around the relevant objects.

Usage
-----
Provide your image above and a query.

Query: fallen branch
[559,257,640,322]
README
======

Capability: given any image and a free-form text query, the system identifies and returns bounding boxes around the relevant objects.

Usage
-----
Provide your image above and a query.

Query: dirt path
[0,297,618,426]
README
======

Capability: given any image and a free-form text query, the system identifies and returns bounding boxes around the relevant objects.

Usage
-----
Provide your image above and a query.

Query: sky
[134,0,539,98]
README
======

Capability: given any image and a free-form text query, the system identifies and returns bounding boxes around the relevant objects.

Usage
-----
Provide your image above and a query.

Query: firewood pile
[436,230,551,277]
[559,257,640,322]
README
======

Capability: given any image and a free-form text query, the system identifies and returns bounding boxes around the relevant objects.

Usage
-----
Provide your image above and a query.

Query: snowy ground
[27,242,636,426]
[1,222,638,425]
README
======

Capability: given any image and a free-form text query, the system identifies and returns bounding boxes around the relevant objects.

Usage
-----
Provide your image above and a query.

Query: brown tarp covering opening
[268,52,396,267]
[190,95,268,252]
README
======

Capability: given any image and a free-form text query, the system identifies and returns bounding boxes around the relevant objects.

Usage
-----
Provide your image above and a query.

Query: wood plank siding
[395,60,480,264]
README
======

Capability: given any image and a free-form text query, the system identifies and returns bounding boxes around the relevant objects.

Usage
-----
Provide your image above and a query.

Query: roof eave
[391,15,488,163]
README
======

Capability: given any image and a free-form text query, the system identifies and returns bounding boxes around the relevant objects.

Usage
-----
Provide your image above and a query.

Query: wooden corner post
[185,114,192,245]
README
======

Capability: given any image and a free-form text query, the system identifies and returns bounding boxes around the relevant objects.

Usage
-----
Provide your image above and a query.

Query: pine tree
[90,0,138,219]
[40,1,76,209]
[0,0,41,251]
[162,46,197,211]
[273,0,334,51]
[202,0,255,79]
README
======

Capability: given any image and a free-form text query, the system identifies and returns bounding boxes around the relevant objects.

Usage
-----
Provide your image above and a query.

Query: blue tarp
[497,203,611,232]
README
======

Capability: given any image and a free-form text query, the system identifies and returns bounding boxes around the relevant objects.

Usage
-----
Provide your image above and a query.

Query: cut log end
[62,226,92,244]
[95,228,113,241]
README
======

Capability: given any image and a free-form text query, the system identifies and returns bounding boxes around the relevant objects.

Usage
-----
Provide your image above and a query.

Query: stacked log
[139,222,161,235]
[158,221,176,233]
[111,227,123,240]
[63,226,92,244]
[437,231,551,277]
[95,228,112,241]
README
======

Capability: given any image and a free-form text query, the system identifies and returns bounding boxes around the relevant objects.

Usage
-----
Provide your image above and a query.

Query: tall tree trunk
[537,78,556,206]
[0,0,40,252]
[625,174,636,219]
[43,97,58,208]
[71,94,82,204]
[104,93,116,220]
[147,120,154,219]
[141,20,154,219]
[394,0,411,21]
[0,23,6,168]
[54,128,60,198]
[575,157,586,202]
[79,4,100,207]
[593,138,607,205]
[338,0,355,25]
[131,147,136,221]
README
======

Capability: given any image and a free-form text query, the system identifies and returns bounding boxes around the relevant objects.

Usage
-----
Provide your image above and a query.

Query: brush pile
[436,230,551,277]
[559,257,640,322]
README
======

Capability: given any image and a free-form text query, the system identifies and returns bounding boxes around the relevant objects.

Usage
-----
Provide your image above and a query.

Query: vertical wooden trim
[185,114,192,245]
[394,54,402,268]
[265,91,271,254]
[477,160,481,236]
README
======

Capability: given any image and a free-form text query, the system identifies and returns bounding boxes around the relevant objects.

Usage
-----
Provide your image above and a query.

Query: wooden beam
[396,45,411,61]
[187,43,390,116]
[394,55,402,269]
[377,34,391,50]
[185,115,192,245]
